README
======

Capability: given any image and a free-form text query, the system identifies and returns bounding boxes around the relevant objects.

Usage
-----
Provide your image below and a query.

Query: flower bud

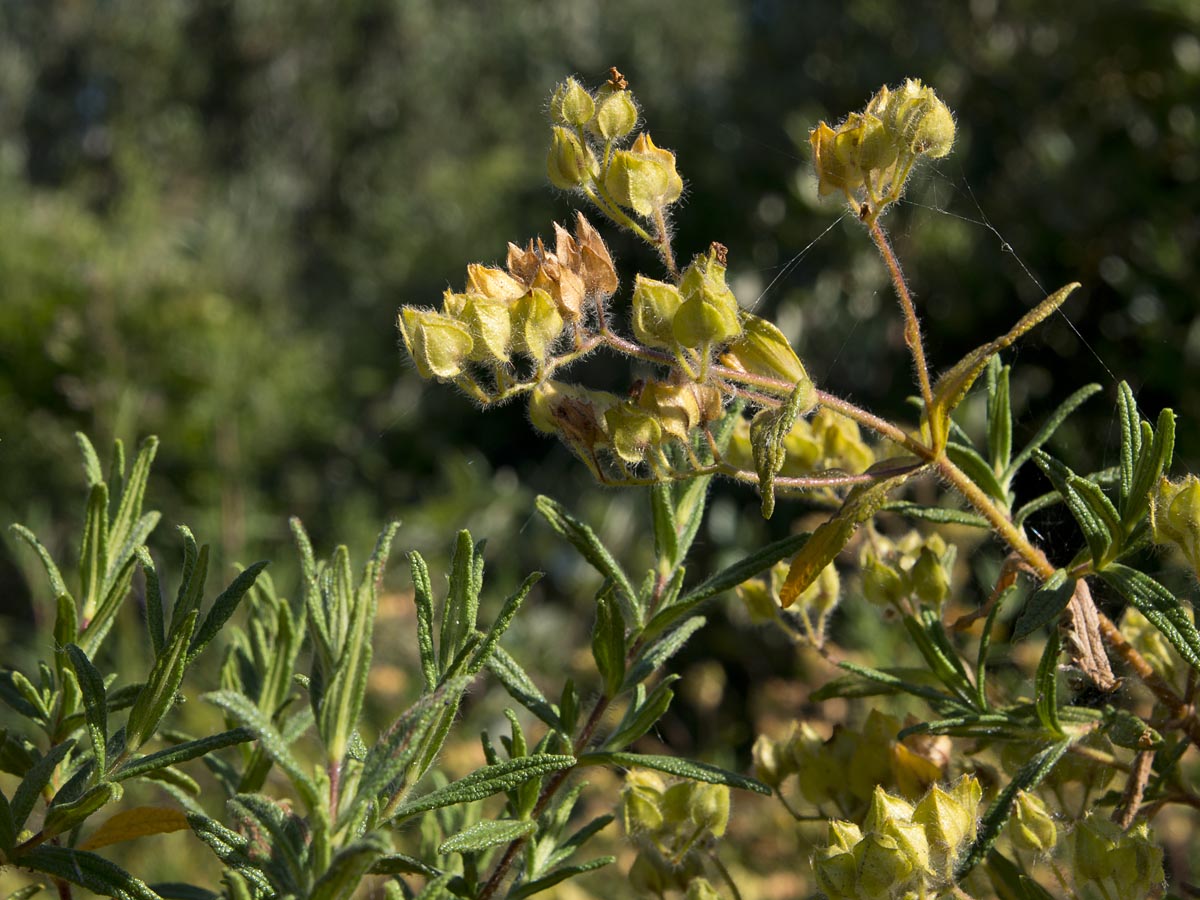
[810,120,865,197]
[1008,790,1057,853]
[399,308,474,380]
[685,879,722,900]
[450,293,512,363]
[752,731,792,786]
[685,782,730,838]
[604,134,683,217]
[1110,822,1165,897]
[674,248,742,348]
[792,560,840,618]
[622,770,666,835]
[910,546,950,609]
[888,79,955,159]
[1150,474,1200,574]
[631,275,684,348]
[1071,814,1119,883]
[636,380,720,443]
[833,112,898,178]
[863,785,915,834]
[911,777,981,877]
[854,832,914,898]
[591,85,638,140]
[812,850,858,900]
[739,579,779,625]
[604,401,663,464]
[827,820,864,854]
[862,554,907,607]
[793,727,847,807]
[531,253,587,321]
[628,853,669,894]
[465,263,527,302]
[511,288,564,363]
[720,314,814,399]
[528,380,616,444]
[550,77,595,127]
[548,126,597,190]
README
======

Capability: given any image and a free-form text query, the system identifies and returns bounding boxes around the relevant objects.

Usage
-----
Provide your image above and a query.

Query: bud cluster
[548,71,684,222]
[622,771,731,894]
[811,776,981,900]
[1070,815,1164,899]
[1150,474,1200,576]
[810,79,955,221]
[859,529,955,612]
[753,711,947,814]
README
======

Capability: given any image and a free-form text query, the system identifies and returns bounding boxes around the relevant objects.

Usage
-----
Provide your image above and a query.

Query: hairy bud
[399,308,474,380]
[550,77,595,127]
[548,126,597,190]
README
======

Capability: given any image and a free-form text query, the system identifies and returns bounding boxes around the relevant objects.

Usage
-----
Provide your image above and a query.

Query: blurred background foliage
[1,0,1198,892]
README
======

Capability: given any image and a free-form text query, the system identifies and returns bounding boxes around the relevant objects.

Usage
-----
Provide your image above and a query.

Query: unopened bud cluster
[1150,474,1200,576]
[753,711,948,815]
[860,529,955,612]
[810,79,955,221]
[622,771,730,894]
[738,559,840,628]
[1070,814,1164,899]
[811,776,982,899]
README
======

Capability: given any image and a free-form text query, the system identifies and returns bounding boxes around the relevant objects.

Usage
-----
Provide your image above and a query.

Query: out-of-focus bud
[720,314,815,399]
[848,713,901,802]
[622,770,666,835]
[810,120,864,197]
[1110,821,1166,898]
[1122,607,1181,685]
[548,126,597,190]
[912,777,981,878]
[752,732,786,786]
[812,850,858,900]
[528,380,616,444]
[1150,474,1200,574]
[591,83,638,140]
[399,308,474,380]
[1008,790,1057,853]
[605,401,663,464]
[628,853,669,895]
[631,275,684,348]
[550,77,595,127]
[572,213,619,299]
[1071,813,1119,883]
[465,263,527,302]
[814,408,875,473]
[604,132,684,216]
[862,553,907,607]
[1045,731,1116,791]
[911,546,950,609]
[674,247,742,348]
[854,831,915,899]
[685,783,730,838]
[739,579,779,625]
[511,287,564,363]
[793,726,846,808]
[685,879,722,900]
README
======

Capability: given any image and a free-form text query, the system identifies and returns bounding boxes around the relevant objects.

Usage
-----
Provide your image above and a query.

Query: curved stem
[652,205,679,279]
[869,219,935,417]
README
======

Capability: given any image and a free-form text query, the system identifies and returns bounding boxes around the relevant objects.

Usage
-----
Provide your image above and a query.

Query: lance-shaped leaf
[813,662,965,708]
[468,572,541,675]
[390,755,576,821]
[137,548,166,657]
[1005,383,1101,483]
[19,846,162,900]
[508,857,615,900]
[64,644,108,776]
[79,553,140,657]
[645,531,809,638]
[604,677,677,751]
[624,618,705,689]
[42,782,123,840]
[591,589,626,697]
[1100,564,1200,670]
[536,495,638,624]
[409,551,438,691]
[107,438,158,576]
[126,610,198,752]
[11,740,74,831]
[439,818,537,855]
[956,738,1072,878]
[9,524,70,611]
[927,283,1079,451]
[1126,406,1175,527]
[227,794,308,894]
[188,561,269,663]
[1032,451,1117,566]
[577,752,769,794]
[186,814,271,893]
[779,473,912,607]
[880,502,990,528]
[114,728,254,782]
[79,481,110,622]
[1034,631,1063,736]
[1117,381,1140,507]
[167,529,206,641]
[439,531,482,673]
[985,358,1012,474]
[309,833,392,900]
[204,691,321,811]
[486,647,561,731]
[650,482,680,568]
[1011,570,1074,642]
[946,442,1007,503]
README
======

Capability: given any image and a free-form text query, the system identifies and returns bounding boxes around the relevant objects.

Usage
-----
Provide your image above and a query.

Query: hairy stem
[869,219,935,418]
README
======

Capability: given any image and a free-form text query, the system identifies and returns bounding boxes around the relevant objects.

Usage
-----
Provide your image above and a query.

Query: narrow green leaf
[79,554,140,657]
[409,551,438,691]
[438,818,536,855]
[114,728,254,782]
[1012,570,1074,641]
[0,730,38,778]
[188,561,269,662]
[137,548,166,657]
[624,618,705,689]
[1006,383,1102,481]
[186,814,271,893]
[604,677,676,751]
[508,857,615,900]
[536,495,638,623]
[439,531,478,671]
[1126,407,1175,525]
[814,662,964,708]
[646,531,809,639]
[3,884,43,900]
[468,572,541,675]
[577,752,769,794]
[1100,564,1200,670]
[64,644,108,776]
[902,615,977,709]
[203,690,321,811]
[880,502,990,528]
[650,483,679,568]
[984,849,1058,900]
[956,739,1072,878]
[0,672,45,721]
[391,755,575,821]
[75,433,104,486]
[0,788,16,853]
[126,610,197,752]
[20,846,162,900]
[107,436,158,567]
[309,833,391,900]
[1034,449,1111,564]
[975,586,1015,710]
[591,589,626,697]
[946,442,1007,503]
[168,530,206,640]
[1069,475,1123,561]
[1117,381,1141,506]
[79,483,110,619]
[368,854,442,877]
[486,646,561,731]
[11,740,74,831]
[986,360,1012,474]
[9,524,70,605]
[42,782,122,839]
[147,886,218,900]
[1034,631,1063,736]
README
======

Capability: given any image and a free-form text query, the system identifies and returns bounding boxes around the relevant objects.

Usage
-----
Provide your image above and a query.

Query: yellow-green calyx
[673,245,742,349]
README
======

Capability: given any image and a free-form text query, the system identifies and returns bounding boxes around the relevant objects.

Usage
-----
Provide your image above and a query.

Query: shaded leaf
[577,752,769,794]
[1100,565,1200,670]
[391,755,576,821]
[536,496,638,623]
[79,806,189,851]
[1011,570,1073,641]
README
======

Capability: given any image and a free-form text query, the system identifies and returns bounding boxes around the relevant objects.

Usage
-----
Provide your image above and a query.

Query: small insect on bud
[1008,790,1057,853]
[673,245,742,349]
[604,132,683,216]
[550,77,596,127]
[398,308,474,380]
[511,287,564,363]
[547,126,597,190]
[631,275,684,349]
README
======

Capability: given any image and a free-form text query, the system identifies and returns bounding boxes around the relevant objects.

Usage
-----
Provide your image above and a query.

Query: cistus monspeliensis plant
[399,70,1200,897]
